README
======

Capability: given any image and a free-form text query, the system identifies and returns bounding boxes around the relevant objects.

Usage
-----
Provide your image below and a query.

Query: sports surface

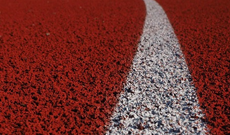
[0,0,229,134]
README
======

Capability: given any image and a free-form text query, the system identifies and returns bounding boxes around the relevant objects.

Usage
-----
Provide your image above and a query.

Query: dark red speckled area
[0,0,145,134]
[156,0,230,134]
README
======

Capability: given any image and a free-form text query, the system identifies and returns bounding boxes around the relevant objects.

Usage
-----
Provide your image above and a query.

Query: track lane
[156,0,230,134]
[0,0,145,134]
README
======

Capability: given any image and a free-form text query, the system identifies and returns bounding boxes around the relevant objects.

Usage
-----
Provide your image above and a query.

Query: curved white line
[106,0,208,134]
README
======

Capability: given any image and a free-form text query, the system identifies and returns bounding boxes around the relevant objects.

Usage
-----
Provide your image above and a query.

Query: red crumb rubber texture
[0,0,146,134]
[156,0,230,134]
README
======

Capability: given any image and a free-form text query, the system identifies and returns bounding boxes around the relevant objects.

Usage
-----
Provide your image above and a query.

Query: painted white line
[106,0,208,134]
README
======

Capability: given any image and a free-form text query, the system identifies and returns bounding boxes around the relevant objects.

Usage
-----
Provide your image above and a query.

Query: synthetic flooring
[0,0,229,134]
[156,0,230,134]
[0,0,145,134]
[107,0,207,134]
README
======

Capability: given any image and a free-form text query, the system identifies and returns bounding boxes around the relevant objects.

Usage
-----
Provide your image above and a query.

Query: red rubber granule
[0,0,146,134]
[156,0,230,134]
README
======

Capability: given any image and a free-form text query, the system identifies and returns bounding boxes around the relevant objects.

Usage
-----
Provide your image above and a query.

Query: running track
[0,0,229,134]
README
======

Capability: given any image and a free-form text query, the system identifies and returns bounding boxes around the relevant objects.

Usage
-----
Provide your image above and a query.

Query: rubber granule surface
[107,0,208,134]
[156,0,230,134]
[0,0,145,134]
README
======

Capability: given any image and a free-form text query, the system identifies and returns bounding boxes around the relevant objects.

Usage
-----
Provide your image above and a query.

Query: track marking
[106,0,208,134]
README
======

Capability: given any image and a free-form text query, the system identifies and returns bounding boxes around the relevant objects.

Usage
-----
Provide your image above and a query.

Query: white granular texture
[106,0,209,134]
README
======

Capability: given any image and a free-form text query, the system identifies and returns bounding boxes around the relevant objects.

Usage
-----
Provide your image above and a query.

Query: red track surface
[0,0,145,134]
[156,0,230,134]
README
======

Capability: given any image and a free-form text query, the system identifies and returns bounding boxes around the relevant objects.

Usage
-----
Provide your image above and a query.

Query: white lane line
[106,0,208,134]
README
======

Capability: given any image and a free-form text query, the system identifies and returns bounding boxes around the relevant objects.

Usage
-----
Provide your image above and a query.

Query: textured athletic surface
[156,0,230,134]
[0,0,229,134]
[0,0,145,134]
[107,0,207,134]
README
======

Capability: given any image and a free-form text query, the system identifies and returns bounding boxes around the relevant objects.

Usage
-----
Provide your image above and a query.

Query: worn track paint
[107,0,207,134]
